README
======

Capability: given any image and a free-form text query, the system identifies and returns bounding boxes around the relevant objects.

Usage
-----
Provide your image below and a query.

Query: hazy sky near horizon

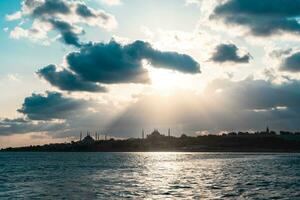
[2,0,300,147]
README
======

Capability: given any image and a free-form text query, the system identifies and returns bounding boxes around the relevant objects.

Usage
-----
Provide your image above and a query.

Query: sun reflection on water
[132,152,224,199]
[2,152,298,199]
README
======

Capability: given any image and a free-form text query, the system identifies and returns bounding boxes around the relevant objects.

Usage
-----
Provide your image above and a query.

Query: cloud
[3,118,29,123]
[31,0,70,17]
[211,0,300,36]
[6,11,22,21]
[66,40,200,84]
[6,74,21,82]
[132,41,201,73]
[17,91,88,120]
[9,19,51,44]
[9,27,30,39]
[48,19,83,47]
[37,64,106,92]
[185,0,202,6]
[0,118,66,136]
[66,40,150,84]
[0,91,121,137]
[76,3,96,18]
[206,77,300,110]
[211,43,251,63]
[280,51,300,72]
[4,77,300,138]
[7,0,117,45]
[100,0,122,6]
[106,77,300,136]
[38,40,200,92]
[269,48,293,58]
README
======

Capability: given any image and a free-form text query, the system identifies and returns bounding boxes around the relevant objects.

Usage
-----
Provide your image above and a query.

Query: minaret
[80,131,82,141]
[142,129,145,139]
[266,126,270,134]
[168,128,171,137]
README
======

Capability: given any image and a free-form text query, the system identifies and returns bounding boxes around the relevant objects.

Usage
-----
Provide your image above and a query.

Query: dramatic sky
[2,0,300,147]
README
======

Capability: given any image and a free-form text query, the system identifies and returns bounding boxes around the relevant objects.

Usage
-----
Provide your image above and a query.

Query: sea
[0,152,299,199]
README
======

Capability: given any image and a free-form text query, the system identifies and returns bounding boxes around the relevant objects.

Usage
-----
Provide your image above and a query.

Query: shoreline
[2,132,300,153]
[2,150,300,153]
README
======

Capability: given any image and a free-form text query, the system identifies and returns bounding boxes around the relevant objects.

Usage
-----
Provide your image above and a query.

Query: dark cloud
[18,91,87,120]
[269,48,293,58]
[211,43,251,63]
[281,51,300,72]
[106,78,300,136]
[67,40,149,84]
[207,78,300,110]
[66,40,200,84]
[24,0,40,8]
[48,19,82,47]
[128,41,200,73]
[26,0,83,47]
[8,0,117,46]
[3,118,29,123]
[5,77,300,137]
[31,0,70,17]
[0,95,117,137]
[37,64,106,92]
[36,40,199,92]
[76,4,96,18]
[0,118,66,136]
[211,0,300,36]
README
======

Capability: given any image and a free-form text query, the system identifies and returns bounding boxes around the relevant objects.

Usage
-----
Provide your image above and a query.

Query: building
[80,135,95,144]
[147,129,165,140]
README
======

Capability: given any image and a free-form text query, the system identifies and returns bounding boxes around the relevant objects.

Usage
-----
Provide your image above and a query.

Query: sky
[2,0,300,147]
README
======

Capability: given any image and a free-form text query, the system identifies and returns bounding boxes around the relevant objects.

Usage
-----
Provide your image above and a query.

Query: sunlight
[147,66,199,94]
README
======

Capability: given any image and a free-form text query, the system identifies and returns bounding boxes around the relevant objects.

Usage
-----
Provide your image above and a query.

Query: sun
[147,66,200,94]
[148,68,179,93]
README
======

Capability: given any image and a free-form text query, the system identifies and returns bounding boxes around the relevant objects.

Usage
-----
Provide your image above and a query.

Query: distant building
[258,126,276,135]
[80,135,95,144]
[147,129,164,140]
[228,132,237,136]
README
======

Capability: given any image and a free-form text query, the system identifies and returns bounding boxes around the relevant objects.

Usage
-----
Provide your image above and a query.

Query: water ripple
[0,152,299,199]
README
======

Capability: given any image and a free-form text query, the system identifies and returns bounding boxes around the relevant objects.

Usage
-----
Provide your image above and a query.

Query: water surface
[0,152,299,199]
